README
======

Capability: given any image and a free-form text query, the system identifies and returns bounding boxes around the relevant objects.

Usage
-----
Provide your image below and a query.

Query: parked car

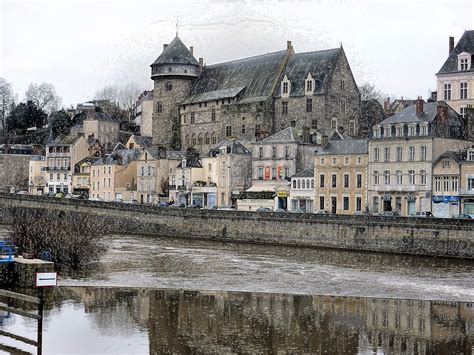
[158,202,171,207]
[54,193,65,198]
[218,205,236,211]
[88,196,103,202]
[275,208,288,213]
[291,208,305,213]
[256,207,272,212]
[378,211,400,217]
[113,198,123,203]
[413,211,432,218]
[185,204,201,209]
[16,191,28,195]
[314,210,330,215]
[454,214,472,219]
[201,204,217,210]
[169,202,185,208]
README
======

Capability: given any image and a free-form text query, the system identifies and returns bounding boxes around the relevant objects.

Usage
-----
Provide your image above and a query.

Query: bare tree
[94,85,119,103]
[359,82,385,103]
[25,82,62,114]
[0,78,15,133]
[95,82,143,121]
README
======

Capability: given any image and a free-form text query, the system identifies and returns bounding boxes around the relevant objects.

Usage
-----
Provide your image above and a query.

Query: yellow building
[28,156,46,195]
[71,157,100,197]
[89,149,140,201]
[314,139,368,214]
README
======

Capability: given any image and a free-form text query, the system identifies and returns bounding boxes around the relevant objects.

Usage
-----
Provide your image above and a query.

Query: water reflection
[1,287,472,354]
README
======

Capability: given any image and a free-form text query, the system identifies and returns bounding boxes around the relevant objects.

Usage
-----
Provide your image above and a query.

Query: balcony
[46,166,71,172]
[47,152,70,157]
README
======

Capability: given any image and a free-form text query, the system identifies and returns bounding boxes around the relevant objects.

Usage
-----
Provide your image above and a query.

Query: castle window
[182,115,187,124]
[341,80,345,91]
[190,112,195,124]
[311,119,317,129]
[225,126,232,137]
[306,98,312,112]
[192,134,196,145]
[306,80,312,92]
[460,82,468,100]
[198,134,203,145]
[211,108,216,122]
[349,120,355,135]
[283,82,288,94]
[282,101,288,115]
[241,124,246,134]
[205,133,210,145]
[331,118,337,130]
[444,83,451,100]
[157,104,163,113]
[165,82,172,91]
[340,99,346,114]
[290,120,296,127]
[211,132,217,144]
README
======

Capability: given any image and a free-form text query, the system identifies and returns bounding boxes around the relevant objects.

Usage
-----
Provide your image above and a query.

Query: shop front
[462,198,474,217]
[275,188,289,210]
[432,196,460,218]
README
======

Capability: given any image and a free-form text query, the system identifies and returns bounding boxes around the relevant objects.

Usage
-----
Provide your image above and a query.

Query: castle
[150,36,361,152]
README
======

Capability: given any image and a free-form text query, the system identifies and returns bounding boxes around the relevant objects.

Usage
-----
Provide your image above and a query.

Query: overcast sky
[1,0,473,107]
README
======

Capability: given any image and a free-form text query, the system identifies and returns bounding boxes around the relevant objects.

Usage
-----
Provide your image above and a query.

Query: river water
[0,226,473,354]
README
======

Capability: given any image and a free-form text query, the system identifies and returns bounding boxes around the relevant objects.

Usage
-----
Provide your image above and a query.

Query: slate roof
[93,149,140,166]
[291,170,314,178]
[177,153,202,168]
[182,87,246,105]
[256,127,298,144]
[432,151,464,166]
[167,150,185,160]
[377,102,439,125]
[236,191,275,200]
[316,139,368,155]
[85,112,119,123]
[133,135,153,147]
[152,36,198,66]
[438,30,474,75]
[187,50,288,103]
[50,135,82,146]
[275,48,341,97]
[209,140,251,156]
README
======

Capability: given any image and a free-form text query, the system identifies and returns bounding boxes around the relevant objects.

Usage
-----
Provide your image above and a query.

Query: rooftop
[152,36,198,66]
[438,30,474,75]
[316,139,368,155]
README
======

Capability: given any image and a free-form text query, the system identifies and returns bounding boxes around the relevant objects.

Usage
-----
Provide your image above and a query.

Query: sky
[1,0,473,107]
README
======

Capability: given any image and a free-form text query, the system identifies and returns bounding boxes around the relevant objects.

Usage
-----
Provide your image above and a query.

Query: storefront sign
[276,191,288,198]
[432,195,460,203]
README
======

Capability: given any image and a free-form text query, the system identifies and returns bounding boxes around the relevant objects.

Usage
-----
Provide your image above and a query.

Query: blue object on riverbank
[0,241,16,263]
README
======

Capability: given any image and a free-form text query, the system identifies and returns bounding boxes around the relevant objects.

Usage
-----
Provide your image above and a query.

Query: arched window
[297,180,301,189]
[157,104,163,113]
[204,132,210,145]
[211,132,217,144]
[165,82,172,91]
[191,134,196,146]
[311,179,314,188]
[293,180,296,188]
[302,180,306,189]
[198,133,203,145]
[307,179,310,188]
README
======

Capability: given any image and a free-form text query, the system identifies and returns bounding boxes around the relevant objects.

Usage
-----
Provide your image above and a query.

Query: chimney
[321,135,329,146]
[163,43,168,51]
[190,46,194,56]
[465,106,474,141]
[415,96,424,116]
[287,40,293,54]
[198,57,204,75]
[384,97,390,111]
[449,36,454,55]
[437,101,448,120]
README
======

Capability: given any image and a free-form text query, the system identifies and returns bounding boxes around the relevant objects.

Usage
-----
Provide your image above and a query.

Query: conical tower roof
[152,36,198,66]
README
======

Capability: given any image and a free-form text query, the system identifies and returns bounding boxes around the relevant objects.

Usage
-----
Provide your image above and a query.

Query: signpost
[35,272,57,355]
[35,272,57,287]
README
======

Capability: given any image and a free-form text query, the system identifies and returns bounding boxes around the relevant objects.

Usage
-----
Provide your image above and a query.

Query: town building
[126,135,153,150]
[460,145,474,216]
[436,31,474,119]
[136,148,181,204]
[383,97,417,117]
[45,135,89,194]
[249,127,319,210]
[28,156,46,195]
[288,170,315,212]
[168,153,203,205]
[367,99,471,216]
[150,36,361,153]
[314,139,368,214]
[89,149,140,201]
[133,90,154,137]
[71,157,100,197]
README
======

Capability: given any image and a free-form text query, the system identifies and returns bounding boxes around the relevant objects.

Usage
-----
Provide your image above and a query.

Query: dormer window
[467,149,474,161]
[458,52,471,71]
[305,73,314,95]
[383,125,392,138]
[408,124,417,137]
[373,126,381,138]
[396,124,404,137]
[281,75,291,97]
[420,123,428,136]
[283,82,288,94]
[306,80,312,92]
[181,159,187,168]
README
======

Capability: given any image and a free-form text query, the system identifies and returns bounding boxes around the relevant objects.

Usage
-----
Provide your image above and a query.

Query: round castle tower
[150,36,199,149]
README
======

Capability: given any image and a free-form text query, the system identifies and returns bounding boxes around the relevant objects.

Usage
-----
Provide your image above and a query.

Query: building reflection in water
[68,287,473,354]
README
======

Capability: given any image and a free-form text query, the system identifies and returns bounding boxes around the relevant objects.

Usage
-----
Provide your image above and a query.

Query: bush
[9,208,109,269]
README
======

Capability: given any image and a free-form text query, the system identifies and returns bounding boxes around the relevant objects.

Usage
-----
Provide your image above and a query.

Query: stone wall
[0,193,472,259]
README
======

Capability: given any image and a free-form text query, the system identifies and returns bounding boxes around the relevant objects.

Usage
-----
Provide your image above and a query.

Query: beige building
[83,111,120,149]
[136,148,181,204]
[436,31,474,119]
[89,149,140,201]
[288,170,315,212]
[71,157,99,197]
[133,90,154,137]
[126,135,153,150]
[45,135,90,194]
[168,153,203,205]
[28,156,47,195]
[314,139,368,214]
[460,146,474,216]
[368,100,470,216]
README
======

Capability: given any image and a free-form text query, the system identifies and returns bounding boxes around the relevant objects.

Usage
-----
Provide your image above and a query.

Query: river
[0,226,473,354]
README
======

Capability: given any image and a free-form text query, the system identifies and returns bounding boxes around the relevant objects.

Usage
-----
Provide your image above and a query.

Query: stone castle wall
[0,194,472,259]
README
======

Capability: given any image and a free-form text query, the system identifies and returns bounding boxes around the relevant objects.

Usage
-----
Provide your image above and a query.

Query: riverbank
[1,193,473,259]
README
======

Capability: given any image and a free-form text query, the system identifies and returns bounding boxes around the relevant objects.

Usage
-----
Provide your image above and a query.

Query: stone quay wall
[0,193,473,259]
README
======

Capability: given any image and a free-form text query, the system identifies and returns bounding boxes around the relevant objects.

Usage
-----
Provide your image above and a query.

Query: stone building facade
[150,36,361,154]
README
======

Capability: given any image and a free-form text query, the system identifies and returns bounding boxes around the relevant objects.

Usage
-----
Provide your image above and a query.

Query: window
[444,83,451,100]
[442,160,451,168]
[356,197,362,212]
[211,108,216,122]
[384,125,392,138]
[349,121,355,135]
[384,147,390,162]
[225,126,232,137]
[356,174,362,188]
[198,134,203,145]
[311,179,314,188]
[343,197,349,211]
[373,171,380,185]
[383,170,390,185]
[332,174,337,188]
[396,125,404,137]
[320,157,325,165]
[420,124,428,136]
[373,127,381,138]
[460,107,466,119]
[293,180,296,189]
[157,104,163,113]
[282,101,288,115]
[396,170,402,185]
[297,180,301,188]
[357,156,362,165]
[255,124,261,134]
[190,112,195,124]
[306,98,312,112]
[320,174,325,188]
[460,58,469,71]
[374,147,380,161]
[306,80,313,92]
[452,176,459,191]
[205,134,210,145]
[408,170,415,185]
[435,177,441,192]
[302,180,306,188]
[57,173,60,180]
[332,157,337,165]
[182,115,187,124]
[282,82,288,94]
[420,170,427,185]
[285,167,290,178]
[468,177,474,191]
[344,157,349,165]
[468,149,474,161]
[331,118,337,130]
[408,124,416,136]
[340,80,345,91]
[340,99,346,114]
[290,120,296,127]
[344,174,349,188]
[409,146,415,161]
[64,173,68,180]
[241,125,246,134]
[211,132,217,145]
[258,167,263,180]
[443,176,449,191]
[285,146,289,158]
[192,134,196,145]
[165,82,172,91]
[420,146,427,160]
[320,196,325,210]
[259,147,263,158]
[108,178,111,187]
[141,166,145,176]
[460,82,468,100]
[311,119,317,129]
[396,147,403,161]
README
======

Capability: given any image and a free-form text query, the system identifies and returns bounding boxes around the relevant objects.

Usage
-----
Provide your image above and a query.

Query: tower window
[226,126,232,137]
[282,101,288,115]
[306,98,312,112]
[190,112,195,124]
[283,82,288,94]
[166,82,172,91]
[157,104,163,113]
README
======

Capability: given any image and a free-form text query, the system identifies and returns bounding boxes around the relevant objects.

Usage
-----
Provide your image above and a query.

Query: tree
[6,101,47,133]
[0,78,15,134]
[25,82,61,114]
[50,109,73,137]
[94,82,143,121]
[359,82,385,103]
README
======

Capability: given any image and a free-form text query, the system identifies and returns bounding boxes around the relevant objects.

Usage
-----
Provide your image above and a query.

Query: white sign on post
[35,272,57,287]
